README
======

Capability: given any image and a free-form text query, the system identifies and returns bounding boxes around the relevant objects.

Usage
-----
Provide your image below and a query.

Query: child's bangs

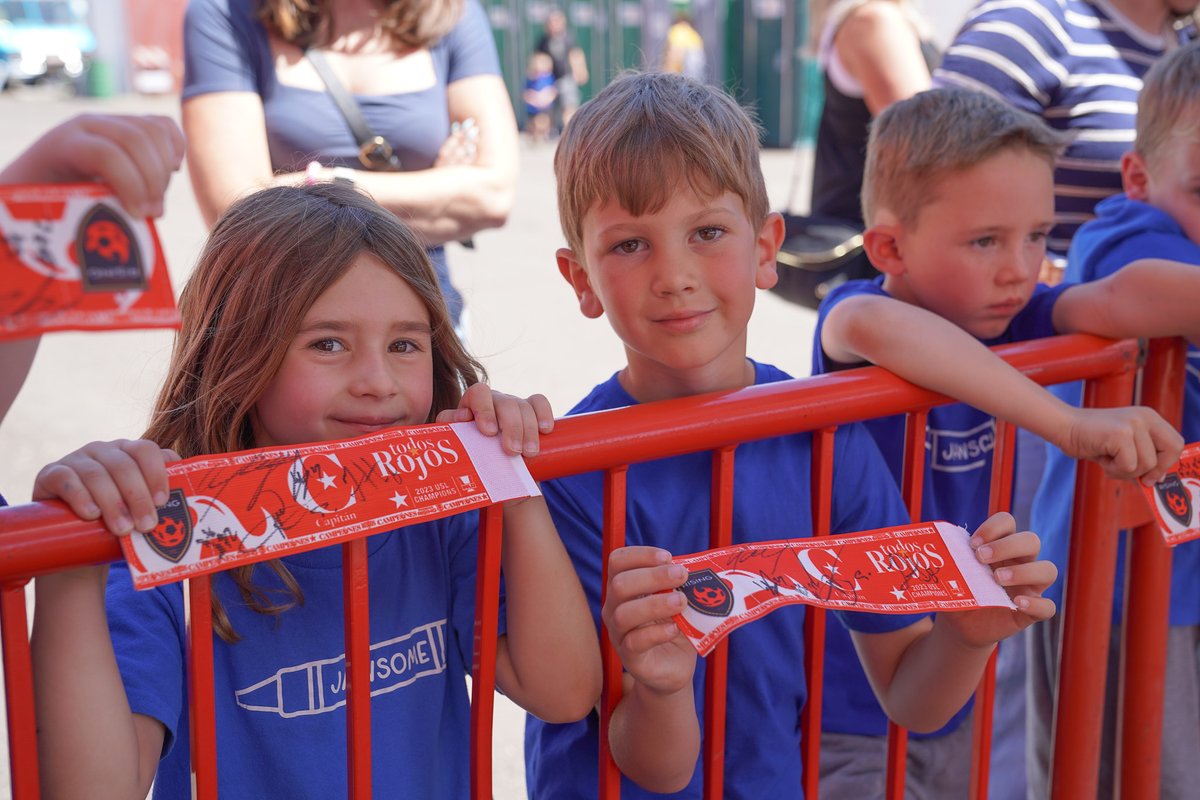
[599,138,745,220]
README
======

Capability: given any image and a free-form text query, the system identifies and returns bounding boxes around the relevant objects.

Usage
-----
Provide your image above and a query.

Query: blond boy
[814,85,1200,797]
[523,72,1058,799]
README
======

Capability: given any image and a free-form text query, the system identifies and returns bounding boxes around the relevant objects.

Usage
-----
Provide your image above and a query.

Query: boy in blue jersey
[813,85,1200,798]
[524,71,1059,799]
[1030,40,1200,798]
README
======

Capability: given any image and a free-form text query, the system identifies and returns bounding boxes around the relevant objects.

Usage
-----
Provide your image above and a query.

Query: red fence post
[1,581,38,800]
[702,446,737,800]
[187,576,219,800]
[470,504,504,800]
[598,467,629,800]
[343,538,373,798]
[801,427,836,799]
[1050,366,1136,799]
[968,419,1016,800]
[885,409,930,800]
[1117,337,1187,798]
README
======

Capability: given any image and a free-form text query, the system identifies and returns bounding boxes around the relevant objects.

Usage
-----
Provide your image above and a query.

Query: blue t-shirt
[811,277,1069,737]
[108,514,484,799]
[182,0,501,323]
[525,361,923,799]
[1031,194,1200,624]
[934,0,1181,261]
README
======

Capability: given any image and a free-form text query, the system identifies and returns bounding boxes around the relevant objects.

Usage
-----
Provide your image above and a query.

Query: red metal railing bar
[1050,366,1137,798]
[527,336,1141,482]
[800,426,836,799]
[469,504,503,799]
[1,581,38,800]
[1116,338,1187,798]
[187,576,218,799]
[598,466,628,800]
[343,538,372,798]
[701,446,737,800]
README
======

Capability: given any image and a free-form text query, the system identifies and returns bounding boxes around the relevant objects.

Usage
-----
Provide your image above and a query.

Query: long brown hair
[146,182,483,641]
[257,0,465,50]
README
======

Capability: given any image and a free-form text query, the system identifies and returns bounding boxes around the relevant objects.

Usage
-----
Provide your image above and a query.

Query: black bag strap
[305,49,402,170]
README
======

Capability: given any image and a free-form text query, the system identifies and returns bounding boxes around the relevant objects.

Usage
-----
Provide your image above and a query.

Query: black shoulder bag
[305,49,474,247]
[305,48,403,171]
[770,212,876,310]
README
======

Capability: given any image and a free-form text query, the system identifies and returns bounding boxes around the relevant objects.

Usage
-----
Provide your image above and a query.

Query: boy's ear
[862,223,906,277]
[755,211,786,290]
[1121,150,1151,201]
[556,247,605,319]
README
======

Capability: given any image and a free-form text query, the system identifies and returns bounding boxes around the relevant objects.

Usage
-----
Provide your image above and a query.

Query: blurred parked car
[0,0,95,90]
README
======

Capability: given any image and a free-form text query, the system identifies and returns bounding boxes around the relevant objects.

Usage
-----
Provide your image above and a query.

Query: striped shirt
[934,0,1186,260]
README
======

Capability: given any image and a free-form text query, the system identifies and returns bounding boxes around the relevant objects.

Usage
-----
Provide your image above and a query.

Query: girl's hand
[601,546,697,697]
[435,382,554,456]
[32,439,181,537]
[940,512,1058,649]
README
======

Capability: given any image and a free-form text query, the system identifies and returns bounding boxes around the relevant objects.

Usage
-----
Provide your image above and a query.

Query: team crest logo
[1155,473,1193,527]
[147,488,193,563]
[75,203,146,291]
[683,569,733,617]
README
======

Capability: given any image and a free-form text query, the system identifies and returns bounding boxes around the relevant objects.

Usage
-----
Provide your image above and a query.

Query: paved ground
[0,86,817,798]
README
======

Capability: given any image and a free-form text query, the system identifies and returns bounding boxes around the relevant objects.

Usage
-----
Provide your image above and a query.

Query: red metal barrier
[0,333,1181,798]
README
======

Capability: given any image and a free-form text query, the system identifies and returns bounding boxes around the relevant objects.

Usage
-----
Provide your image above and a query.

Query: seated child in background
[0,113,184,429]
[813,85,1197,797]
[523,70,1058,799]
[523,51,557,143]
[1030,40,1200,799]
[30,181,600,799]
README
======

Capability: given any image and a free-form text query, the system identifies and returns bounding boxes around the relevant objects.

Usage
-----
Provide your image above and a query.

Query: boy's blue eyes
[969,232,1049,248]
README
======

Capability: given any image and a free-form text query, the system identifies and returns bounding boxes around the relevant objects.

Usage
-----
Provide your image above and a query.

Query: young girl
[29,181,601,799]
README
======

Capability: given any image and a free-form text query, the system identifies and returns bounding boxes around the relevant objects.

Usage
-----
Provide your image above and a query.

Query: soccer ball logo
[145,488,193,563]
[152,516,186,548]
[684,569,733,617]
[692,585,728,607]
[1156,473,1193,527]
[84,220,130,262]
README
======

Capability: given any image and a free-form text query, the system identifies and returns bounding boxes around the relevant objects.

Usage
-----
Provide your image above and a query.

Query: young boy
[1029,41,1200,798]
[524,71,1059,798]
[813,86,1200,797]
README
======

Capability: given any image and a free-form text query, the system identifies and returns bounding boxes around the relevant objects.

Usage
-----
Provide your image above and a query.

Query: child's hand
[435,382,554,456]
[0,114,185,218]
[32,440,181,537]
[939,512,1057,649]
[1060,406,1182,484]
[601,546,697,697]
